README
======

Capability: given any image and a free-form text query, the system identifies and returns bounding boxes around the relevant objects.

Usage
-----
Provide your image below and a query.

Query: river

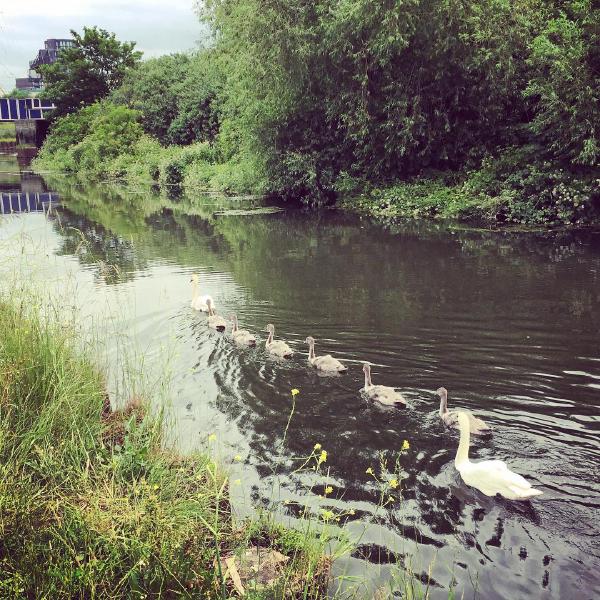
[1,159,599,599]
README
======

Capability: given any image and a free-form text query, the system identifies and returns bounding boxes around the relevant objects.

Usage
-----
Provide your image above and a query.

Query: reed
[0,297,330,598]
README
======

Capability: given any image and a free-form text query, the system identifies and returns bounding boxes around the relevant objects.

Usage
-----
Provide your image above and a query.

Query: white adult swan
[190,273,214,312]
[361,363,406,407]
[305,336,347,373]
[206,298,227,332]
[437,387,491,436]
[230,314,256,347]
[454,411,543,500]
[265,324,293,358]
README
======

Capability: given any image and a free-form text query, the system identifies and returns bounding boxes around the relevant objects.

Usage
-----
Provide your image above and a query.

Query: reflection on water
[1,168,600,599]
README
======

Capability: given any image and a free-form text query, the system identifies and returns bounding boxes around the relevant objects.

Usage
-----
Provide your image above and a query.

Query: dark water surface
[1,166,599,599]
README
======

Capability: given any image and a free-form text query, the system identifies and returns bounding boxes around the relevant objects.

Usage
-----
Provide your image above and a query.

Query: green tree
[111,51,222,145]
[111,54,191,143]
[39,27,142,117]
[200,0,598,204]
[525,1,599,165]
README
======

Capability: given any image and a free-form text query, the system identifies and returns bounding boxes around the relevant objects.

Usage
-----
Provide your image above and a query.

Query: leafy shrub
[111,50,223,146]
[209,156,264,193]
[158,142,215,187]
[40,104,103,155]
[464,149,600,225]
[182,160,216,189]
[525,4,600,166]
[346,180,485,220]
[36,102,143,177]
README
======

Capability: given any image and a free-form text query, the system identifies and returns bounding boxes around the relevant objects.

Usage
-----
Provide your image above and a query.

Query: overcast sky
[0,0,207,92]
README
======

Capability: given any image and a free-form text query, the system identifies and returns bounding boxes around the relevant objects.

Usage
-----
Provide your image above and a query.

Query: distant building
[15,77,44,91]
[29,39,75,71]
[15,38,75,92]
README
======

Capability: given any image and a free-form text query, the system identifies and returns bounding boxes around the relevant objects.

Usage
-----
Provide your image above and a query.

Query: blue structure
[0,98,56,121]
[0,192,59,214]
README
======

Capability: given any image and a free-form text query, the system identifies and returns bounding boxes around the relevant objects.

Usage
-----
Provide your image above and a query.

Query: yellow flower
[318,450,327,464]
[234,454,242,462]
[233,479,241,486]
[349,509,356,515]
[321,509,335,521]
[152,484,159,490]
[402,440,410,450]
[389,479,398,489]
[283,499,290,505]
[208,433,217,442]
[291,388,300,396]
[314,443,322,450]
[366,467,374,475]
[325,485,333,495]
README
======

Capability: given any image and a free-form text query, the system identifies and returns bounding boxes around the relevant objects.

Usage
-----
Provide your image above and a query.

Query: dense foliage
[39,27,142,117]
[110,52,222,145]
[199,0,599,207]
[35,2,600,224]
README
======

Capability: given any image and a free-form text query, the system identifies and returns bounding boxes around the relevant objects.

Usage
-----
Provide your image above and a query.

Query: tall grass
[0,297,330,598]
[0,122,16,142]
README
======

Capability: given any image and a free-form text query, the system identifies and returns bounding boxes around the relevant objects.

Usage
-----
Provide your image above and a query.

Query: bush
[158,142,216,187]
[464,149,600,225]
[105,135,168,182]
[40,104,103,155]
[111,50,223,146]
[182,160,216,189]
[209,156,264,194]
[35,103,143,177]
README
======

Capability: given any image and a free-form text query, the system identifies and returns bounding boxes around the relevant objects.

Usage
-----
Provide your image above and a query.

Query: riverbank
[339,154,600,227]
[31,102,260,198]
[32,103,599,227]
[0,296,331,598]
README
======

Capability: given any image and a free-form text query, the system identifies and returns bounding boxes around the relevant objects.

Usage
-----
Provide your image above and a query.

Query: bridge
[0,98,56,152]
[1,191,59,214]
[0,98,56,121]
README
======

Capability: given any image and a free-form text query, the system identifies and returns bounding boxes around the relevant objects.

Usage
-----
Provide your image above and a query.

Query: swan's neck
[308,342,315,360]
[439,393,448,417]
[455,418,470,465]
[364,370,372,388]
[266,330,273,346]
[232,319,238,333]
[191,280,199,301]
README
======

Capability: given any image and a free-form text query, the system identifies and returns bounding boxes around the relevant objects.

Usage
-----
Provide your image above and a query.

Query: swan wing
[458,460,507,496]
[191,297,204,311]
[192,295,213,312]
[208,315,227,330]
[459,459,542,499]
[269,340,293,357]
[234,331,256,346]
[445,410,491,435]
[313,355,346,372]
[469,413,492,435]
[367,385,406,406]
